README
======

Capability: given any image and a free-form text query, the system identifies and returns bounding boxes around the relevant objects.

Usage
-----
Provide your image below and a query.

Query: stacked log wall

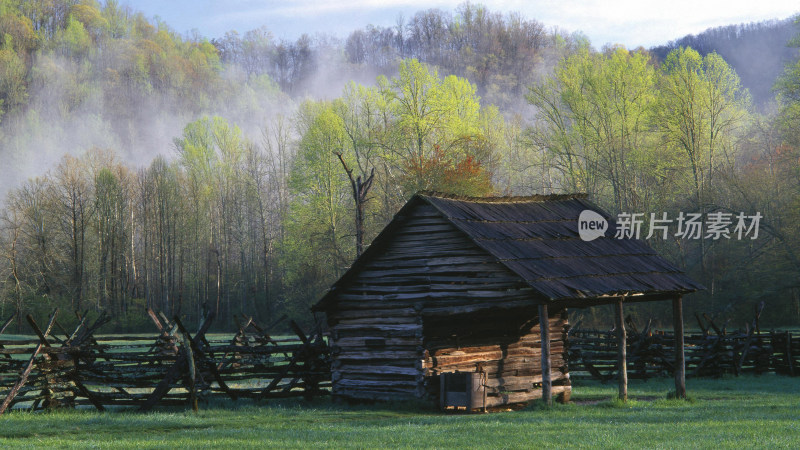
[423,310,570,407]
[326,204,562,404]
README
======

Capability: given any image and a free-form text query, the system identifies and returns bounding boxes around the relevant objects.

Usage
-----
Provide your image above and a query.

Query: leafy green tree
[0,41,27,117]
[775,18,800,148]
[385,58,495,196]
[0,7,38,56]
[53,15,91,58]
[655,47,749,209]
[290,102,350,269]
[174,116,250,319]
[527,46,661,212]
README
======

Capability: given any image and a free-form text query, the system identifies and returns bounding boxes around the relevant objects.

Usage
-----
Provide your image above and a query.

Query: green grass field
[0,375,798,448]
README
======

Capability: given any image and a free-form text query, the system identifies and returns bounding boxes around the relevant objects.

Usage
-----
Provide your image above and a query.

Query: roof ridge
[417,191,588,203]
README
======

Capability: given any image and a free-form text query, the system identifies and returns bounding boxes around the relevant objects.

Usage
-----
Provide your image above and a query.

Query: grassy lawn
[0,375,798,448]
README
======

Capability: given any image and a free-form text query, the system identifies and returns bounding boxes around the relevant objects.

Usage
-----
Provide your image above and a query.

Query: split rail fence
[2,307,797,413]
[567,315,798,381]
[0,309,330,415]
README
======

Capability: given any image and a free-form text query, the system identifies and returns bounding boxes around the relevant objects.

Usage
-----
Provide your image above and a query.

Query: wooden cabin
[313,193,701,408]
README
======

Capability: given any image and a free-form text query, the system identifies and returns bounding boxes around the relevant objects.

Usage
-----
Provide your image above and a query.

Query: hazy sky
[124,0,800,48]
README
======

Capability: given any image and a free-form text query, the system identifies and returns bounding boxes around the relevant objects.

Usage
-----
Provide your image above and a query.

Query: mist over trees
[0,0,799,331]
[651,18,800,107]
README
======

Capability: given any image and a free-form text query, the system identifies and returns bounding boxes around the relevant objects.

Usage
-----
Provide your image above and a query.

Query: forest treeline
[651,18,800,106]
[0,0,799,331]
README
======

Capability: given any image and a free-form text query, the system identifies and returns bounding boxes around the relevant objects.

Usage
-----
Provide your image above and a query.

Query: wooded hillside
[0,1,798,331]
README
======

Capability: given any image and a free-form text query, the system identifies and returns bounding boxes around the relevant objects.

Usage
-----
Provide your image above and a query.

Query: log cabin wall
[326,203,547,402]
[422,308,571,407]
[318,192,701,405]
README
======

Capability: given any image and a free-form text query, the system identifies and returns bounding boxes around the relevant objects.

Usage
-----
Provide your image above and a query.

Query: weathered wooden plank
[334,324,421,332]
[0,313,15,335]
[334,370,419,382]
[430,347,557,366]
[334,379,418,389]
[336,350,420,360]
[425,356,567,374]
[342,282,529,295]
[391,224,460,235]
[336,289,536,303]
[349,272,522,285]
[335,301,419,311]
[428,341,565,357]
[331,318,418,329]
[335,328,422,339]
[333,365,420,376]
[482,385,571,408]
[334,337,422,348]
[328,309,417,321]
[138,312,215,412]
[422,299,538,316]
[0,343,43,415]
[354,264,513,279]
[457,372,571,389]
[333,388,418,401]
[26,311,57,348]
[371,249,492,263]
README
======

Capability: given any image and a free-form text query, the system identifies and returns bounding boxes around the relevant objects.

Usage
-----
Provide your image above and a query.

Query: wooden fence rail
[3,308,797,413]
[567,327,799,381]
[0,309,330,414]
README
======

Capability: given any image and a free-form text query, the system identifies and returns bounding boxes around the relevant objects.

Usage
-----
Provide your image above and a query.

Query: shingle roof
[420,193,702,300]
[313,192,701,311]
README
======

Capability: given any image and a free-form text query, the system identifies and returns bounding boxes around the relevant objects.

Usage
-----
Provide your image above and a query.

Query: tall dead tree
[335,152,374,257]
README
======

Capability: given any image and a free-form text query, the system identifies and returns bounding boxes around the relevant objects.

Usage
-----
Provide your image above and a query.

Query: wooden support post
[787,332,795,377]
[672,296,686,399]
[539,303,552,405]
[615,299,627,402]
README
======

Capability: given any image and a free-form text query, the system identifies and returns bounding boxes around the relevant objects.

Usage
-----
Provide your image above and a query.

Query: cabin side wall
[327,203,534,401]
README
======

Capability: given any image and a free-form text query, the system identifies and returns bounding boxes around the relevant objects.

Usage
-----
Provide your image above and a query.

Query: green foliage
[528,45,663,212]
[0,39,27,115]
[0,1,799,331]
[386,59,497,196]
[54,15,91,57]
[655,47,749,208]
[0,7,37,54]
[775,20,800,147]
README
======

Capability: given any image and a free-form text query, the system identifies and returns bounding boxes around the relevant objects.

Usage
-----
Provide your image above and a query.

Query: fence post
[787,331,795,377]
[615,299,627,402]
[672,296,686,399]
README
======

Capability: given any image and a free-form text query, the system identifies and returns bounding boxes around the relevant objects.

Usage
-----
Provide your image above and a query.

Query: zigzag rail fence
[1,303,797,414]
[0,309,330,414]
[566,308,798,382]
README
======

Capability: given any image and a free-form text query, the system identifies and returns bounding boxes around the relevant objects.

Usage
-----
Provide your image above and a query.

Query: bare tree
[334,152,374,257]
